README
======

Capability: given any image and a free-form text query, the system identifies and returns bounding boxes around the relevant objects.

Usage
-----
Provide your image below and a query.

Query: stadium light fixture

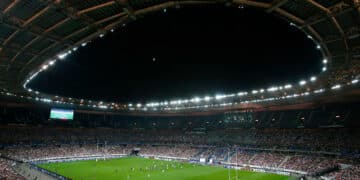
[99,105,108,109]
[310,76,317,82]
[215,95,225,100]
[284,84,292,89]
[299,80,307,86]
[237,92,247,96]
[351,79,359,84]
[314,89,325,93]
[57,53,68,59]
[49,60,56,66]
[267,87,278,92]
[192,97,201,103]
[204,96,211,101]
[323,59,328,64]
[252,90,258,94]
[331,84,341,90]
[81,42,88,47]
[316,45,321,49]
[42,65,48,70]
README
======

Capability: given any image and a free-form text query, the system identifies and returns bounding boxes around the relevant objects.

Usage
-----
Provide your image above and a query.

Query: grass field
[38,157,294,180]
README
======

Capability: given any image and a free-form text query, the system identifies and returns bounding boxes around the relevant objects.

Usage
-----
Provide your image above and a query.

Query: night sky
[30,5,322,103]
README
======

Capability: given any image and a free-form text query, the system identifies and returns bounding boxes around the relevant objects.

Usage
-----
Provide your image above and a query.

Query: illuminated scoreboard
[50,108,74,120]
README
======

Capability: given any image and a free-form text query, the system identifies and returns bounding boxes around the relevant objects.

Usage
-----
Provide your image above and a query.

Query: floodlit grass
[38,157,294,180]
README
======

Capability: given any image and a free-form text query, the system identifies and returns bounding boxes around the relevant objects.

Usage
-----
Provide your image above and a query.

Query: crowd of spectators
[279,155,340,173]
[229,149,257,165]
[1,144,126,161]
[0,158,24,180]
[140,145,198,158]
[2,126,360,154]
[1,125,360,178]
[249,152,286,168]
[330,165,360,180]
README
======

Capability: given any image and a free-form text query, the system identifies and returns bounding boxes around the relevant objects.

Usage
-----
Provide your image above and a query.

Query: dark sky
[30,5,322,103]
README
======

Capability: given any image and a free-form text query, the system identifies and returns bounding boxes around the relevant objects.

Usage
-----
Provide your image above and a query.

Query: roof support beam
[273,6,330,57]
[305,0,348,61]
[5,0,123,65]
[233,0,270,8]
[44,17,71,33]
[306,0,330,13]
[133,1,216,16]
[95,12,126,25]
[39,0,111,37]
[0,43,41,57]
[77,1,116,15]
[21,15,129,76]
[2,10,70,64]
[38,0,94,27]
[354,0,360,15]
[266,0,288,13]
[114,0,136,20]
[3,30,19,46]
[4,5,51,57]
[300,3,359,29]
[61,12,127,40]
[3,0,20,14]
[274,8,304,24]
[23,6,50,27]
[24,41,59,66]
[0,16,67,45]
[21,12,128,70]
[10,37,41,62]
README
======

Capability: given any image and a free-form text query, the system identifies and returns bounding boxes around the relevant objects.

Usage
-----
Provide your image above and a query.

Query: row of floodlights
[22,18,330,111]
[2,77,359,112]
[132,75,319,108]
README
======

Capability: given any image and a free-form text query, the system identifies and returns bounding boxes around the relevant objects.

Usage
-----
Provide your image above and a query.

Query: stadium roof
[0,0,359,93]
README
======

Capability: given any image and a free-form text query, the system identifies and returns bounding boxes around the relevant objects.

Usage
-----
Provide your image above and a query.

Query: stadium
[0,0,360,179]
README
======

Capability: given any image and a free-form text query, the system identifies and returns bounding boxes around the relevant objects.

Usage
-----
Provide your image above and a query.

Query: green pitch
[38,157,294,180]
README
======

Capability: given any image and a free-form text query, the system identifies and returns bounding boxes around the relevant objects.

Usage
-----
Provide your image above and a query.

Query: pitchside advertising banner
[50,108,74,120]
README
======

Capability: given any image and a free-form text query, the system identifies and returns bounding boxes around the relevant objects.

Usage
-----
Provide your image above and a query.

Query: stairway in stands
[278,156,290,168]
